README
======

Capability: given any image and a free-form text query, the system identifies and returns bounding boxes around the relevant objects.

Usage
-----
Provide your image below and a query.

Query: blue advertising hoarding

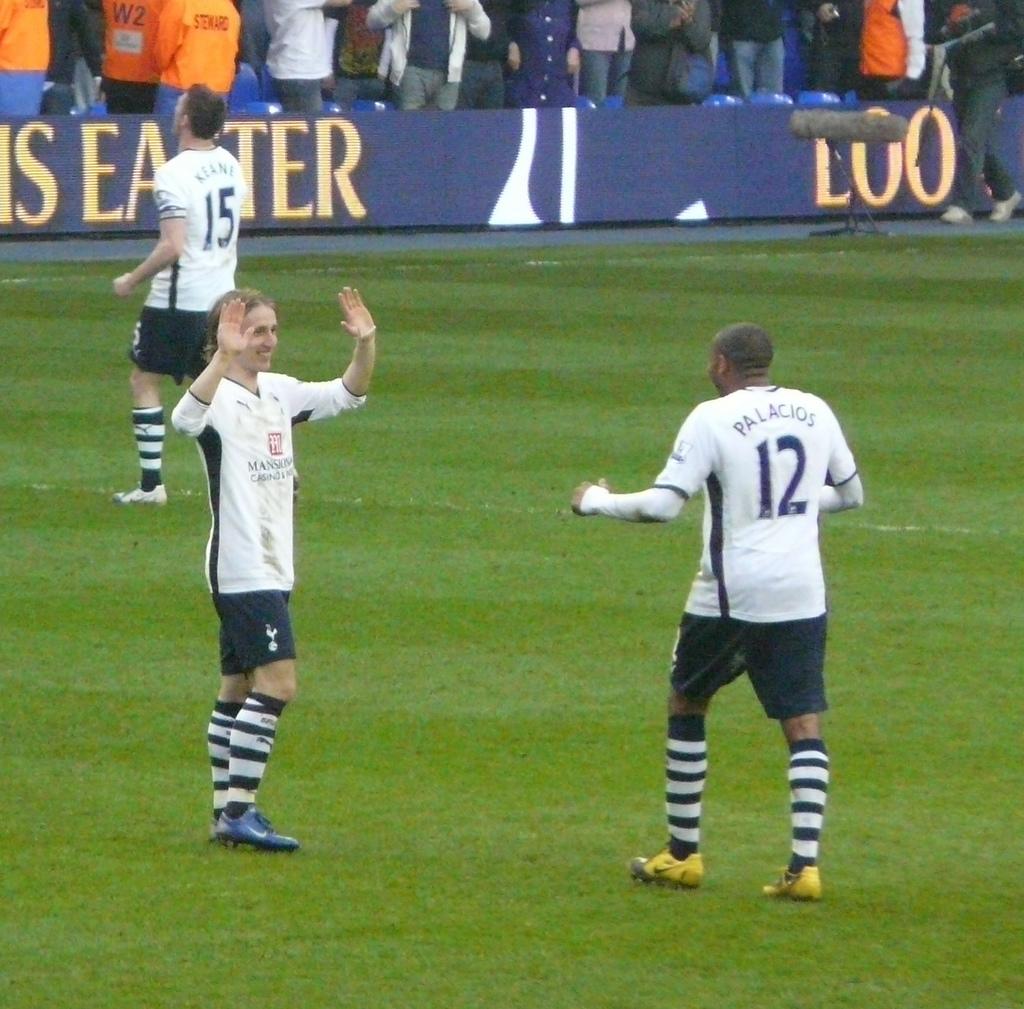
[0,99,1019,236]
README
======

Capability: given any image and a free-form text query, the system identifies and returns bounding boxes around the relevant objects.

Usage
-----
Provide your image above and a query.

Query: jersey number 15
[203,186,237,251]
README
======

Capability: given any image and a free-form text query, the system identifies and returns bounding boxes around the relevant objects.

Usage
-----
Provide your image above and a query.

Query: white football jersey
[172,374,366,594]
[145,146,247,312]
[654,385,858,622]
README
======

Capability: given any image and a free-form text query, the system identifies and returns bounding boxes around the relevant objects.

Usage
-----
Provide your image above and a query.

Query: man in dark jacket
[627,0,714,104]
[43,0,102,113]
[936,0,1024,223]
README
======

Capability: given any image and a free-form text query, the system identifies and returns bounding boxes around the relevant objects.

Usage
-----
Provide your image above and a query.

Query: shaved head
[712,323,773,374]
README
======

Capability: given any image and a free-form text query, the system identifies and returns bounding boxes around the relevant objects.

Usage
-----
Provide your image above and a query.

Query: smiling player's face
[239,304,279,375]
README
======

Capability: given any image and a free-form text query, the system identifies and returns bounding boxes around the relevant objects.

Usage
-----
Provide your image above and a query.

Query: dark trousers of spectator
[457,60,506,109]
[104,78,157,114]
[949,69,1017,210]
[808,28,861,96]
[274,78,324,114]
[334,74,387,109]
[42,83,76,113]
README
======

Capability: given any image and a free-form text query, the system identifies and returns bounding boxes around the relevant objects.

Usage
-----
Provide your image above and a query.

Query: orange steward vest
[861,0,908,79]
[0,0,50,73]
[156,0,239,92]
[103,0,161,84]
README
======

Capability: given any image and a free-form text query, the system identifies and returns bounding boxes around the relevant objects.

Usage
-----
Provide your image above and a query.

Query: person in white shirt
[264,0,354,113]
[172,285,377,851]
[572,322,863,901]
[112,85,246,505]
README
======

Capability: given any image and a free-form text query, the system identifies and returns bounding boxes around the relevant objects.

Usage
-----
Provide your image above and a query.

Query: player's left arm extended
[818,473,864,513]
[113,217,187,296]
[572,483,686,522]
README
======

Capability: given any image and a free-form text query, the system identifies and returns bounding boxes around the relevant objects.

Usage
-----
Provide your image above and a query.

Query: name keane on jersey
[732,403,816,437]
[191,160,239,184]
[248,456,294,482]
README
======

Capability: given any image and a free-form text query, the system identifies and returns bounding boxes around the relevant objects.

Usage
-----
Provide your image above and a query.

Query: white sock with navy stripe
[224,692,286,819]
[207,700,242,822]
[787,738,829,873]
[132,407,164,491]
[666,713,707,860]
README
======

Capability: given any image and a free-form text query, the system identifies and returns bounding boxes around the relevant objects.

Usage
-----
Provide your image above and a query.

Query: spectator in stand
[101,0,160,112]
[801,0,862,97]
[44,0,101,112]
[506,0,579,107]
[154,0,240,114]
[0,0,50,115]
[241,0,271,77]
[266,0,354,115]
[368,0,491,111]
[859,0,925,99]
[458,0,514,107]
[327,0,387,108]
[627,0,713,105]
[576,0,634,104]
[719,0,784,97]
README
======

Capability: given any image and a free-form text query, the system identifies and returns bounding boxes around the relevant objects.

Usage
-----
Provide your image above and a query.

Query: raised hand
[338,287,377,342]
[217,298,251,357]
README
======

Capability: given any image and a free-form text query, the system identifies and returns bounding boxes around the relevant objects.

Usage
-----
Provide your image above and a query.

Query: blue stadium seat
[797,90,841,106]
[228,62,261,112]
[322,101,342,114]
[575,96,597,110]
[601,95,624,108]
[351,99,394,111]
[244,100,282,116]
[702,93,742,107]
[747,91,794,106]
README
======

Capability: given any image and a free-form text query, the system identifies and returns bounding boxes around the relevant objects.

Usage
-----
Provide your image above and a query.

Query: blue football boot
[216,808,300,852]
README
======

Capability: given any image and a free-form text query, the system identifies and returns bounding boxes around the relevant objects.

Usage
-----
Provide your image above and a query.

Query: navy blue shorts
[670,613,828,720]
[130,306,207,384]
[213,591,296,676]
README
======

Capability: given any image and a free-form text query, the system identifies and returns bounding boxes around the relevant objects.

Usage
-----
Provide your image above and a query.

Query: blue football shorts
[670,612,828,720]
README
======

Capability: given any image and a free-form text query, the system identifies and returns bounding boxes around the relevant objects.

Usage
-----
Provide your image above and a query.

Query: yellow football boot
[629,848,704,889]
[762,865,822,901]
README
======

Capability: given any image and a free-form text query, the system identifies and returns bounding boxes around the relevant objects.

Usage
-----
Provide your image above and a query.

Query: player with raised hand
[572,322,863,900]
[172,286,377,851]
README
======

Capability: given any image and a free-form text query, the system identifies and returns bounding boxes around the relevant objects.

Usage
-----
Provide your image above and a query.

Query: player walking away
[112,84,246,505]
[571,323,864,901]
[172,286,377,852]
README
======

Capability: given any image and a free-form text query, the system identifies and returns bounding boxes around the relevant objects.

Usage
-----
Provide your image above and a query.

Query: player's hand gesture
[338,287,377,343]
[216,297,251,358]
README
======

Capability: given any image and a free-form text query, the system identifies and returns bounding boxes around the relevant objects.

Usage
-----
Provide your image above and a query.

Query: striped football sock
[132,407,164,491]
[787,738,830,873]
[207,700,243,821]
[665,713,707,860]
[224,692,286,820]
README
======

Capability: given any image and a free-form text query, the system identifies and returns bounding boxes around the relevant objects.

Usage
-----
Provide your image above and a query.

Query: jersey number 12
[756,436,808,518]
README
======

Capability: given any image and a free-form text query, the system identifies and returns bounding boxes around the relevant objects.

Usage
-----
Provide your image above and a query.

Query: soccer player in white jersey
[171,286,377,851]
[112,84,247,505]
[571,323,863,901]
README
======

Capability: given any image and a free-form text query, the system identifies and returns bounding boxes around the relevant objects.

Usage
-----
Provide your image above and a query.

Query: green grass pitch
[1,233,1021,1009]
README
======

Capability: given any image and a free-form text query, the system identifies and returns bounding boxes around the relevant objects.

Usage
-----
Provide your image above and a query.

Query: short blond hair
[203,289,278,362]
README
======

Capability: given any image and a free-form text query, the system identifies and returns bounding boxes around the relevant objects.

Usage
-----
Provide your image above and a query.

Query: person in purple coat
[506,0,580,106]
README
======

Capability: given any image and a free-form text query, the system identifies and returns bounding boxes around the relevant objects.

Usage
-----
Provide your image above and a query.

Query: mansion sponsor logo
[248,455,293,482]
[268,431,284,456]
